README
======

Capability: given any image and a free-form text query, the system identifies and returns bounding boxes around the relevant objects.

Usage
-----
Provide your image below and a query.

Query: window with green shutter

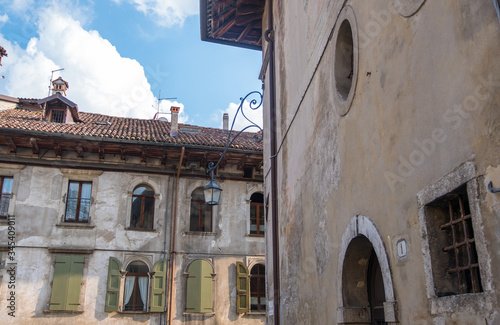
[105,257,122,312]
[150,259,167,312]
[185,260,214,313]
[236,262,250,313]
[49,255,85,311]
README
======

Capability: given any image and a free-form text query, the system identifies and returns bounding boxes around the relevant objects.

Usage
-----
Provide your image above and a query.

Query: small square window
[424,184,482,297]
[51,109,65,123]
[65,181,92,223]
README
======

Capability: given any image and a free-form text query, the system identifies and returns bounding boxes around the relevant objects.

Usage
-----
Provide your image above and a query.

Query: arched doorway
[337,216,398,324]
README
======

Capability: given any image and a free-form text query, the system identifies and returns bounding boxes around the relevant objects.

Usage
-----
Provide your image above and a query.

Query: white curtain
[495,0,500,24]
[138,277,148,311]
[124,277,135,306]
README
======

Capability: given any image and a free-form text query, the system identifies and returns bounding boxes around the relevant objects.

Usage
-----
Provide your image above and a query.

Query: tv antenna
[48,68,65,96]
[154,89,177,119]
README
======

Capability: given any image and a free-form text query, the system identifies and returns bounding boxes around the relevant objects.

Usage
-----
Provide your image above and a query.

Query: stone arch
[336,215,398,324]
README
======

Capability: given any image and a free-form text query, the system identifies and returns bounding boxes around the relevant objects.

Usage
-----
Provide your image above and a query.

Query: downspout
[168,147,185,325]
[161,175,171,325]
[265,0,280,324]
[495,0,500,24]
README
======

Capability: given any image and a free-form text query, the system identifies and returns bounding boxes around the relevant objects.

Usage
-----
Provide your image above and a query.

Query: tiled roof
[0,108,263,151]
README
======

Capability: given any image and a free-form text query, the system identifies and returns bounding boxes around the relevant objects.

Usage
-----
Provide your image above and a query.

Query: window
[123,261,149,312]
[424,184,482,296]
[185,260,214,314]
[65,181,91,223]
[48,255,85,311]
[105,257,166,313]
[250,193,264,236]
[0,176,13,218]
[236,262,266,314]
[190,188,212,232]
[250,264,266,312]
[51,109,65,123]
[130,184,155,229]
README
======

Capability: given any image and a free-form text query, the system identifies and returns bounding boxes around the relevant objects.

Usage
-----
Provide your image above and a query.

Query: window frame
[250,193,264,236]
[0,176,13,219]
[64,180,92,223]
[123,261,150,312]
[50,109,66,123]
[129,184,155,230]
[189,188,213,232]
[250,264,266,312]
[417,161,495,315]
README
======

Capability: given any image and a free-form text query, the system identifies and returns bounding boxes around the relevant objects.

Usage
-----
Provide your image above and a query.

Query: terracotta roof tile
[0,108,263,151]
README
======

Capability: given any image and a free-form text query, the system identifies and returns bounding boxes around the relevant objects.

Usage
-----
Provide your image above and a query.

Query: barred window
[51,109,65,123]
[425,184,482,296]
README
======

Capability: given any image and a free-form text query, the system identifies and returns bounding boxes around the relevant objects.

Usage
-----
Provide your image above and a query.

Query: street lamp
[204,91,263,205]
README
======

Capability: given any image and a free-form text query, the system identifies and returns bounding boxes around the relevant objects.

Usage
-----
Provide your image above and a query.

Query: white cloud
[5,0,35,13]
[0,13,9,24]
[215,99,263,132]
[157,99,189,123]
[0,2,178,120]
[116,0,198,27]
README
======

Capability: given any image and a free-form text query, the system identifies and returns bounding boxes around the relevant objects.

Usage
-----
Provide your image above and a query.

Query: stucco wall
[264,0,500,324]
[0,163,264,324]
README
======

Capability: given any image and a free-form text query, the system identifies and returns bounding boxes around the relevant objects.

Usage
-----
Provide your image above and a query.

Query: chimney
[51,77,69,96]
[223,113,229,134]
[170,106,180,137]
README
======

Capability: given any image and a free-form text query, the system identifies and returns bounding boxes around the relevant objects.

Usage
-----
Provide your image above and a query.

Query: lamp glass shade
[204,179,222,205]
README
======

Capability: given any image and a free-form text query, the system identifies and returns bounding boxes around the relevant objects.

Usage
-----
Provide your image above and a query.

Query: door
[368,250,386,325]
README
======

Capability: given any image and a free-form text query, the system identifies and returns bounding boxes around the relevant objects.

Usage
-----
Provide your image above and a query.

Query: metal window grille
[440,195,482,294]
[51,110,65,123]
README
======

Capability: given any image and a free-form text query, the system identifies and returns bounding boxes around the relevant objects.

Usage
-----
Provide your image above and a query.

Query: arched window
[250,264,266,312]
[190,187,212,232]
[124,261,149,312]
[185,260,214,313]
[250,193,264,236]
[130,184,155,229]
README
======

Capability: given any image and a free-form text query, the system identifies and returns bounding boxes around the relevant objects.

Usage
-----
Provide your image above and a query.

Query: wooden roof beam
[76,143,83,158]
[5,136,16,153]
[213,19,236,38]
[29,138,39,155]
[237,21,256,42]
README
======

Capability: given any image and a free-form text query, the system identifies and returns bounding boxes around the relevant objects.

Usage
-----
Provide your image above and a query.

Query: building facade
[201,1,500,324]
[0,79,265,324]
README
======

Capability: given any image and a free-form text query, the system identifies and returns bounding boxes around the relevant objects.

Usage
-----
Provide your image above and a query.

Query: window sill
[125,227,157,232]
[246,234,265,238]
[246,311,266,315]
[118,311,151,314]
[430,291,495,315]
[184,231,216,236]
[43,310,84,315]
[56,223,95,229]
[183,312,215,317]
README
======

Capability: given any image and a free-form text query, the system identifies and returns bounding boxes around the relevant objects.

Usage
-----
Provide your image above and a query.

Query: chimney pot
[170,106,180,136]
[223,113,229,134]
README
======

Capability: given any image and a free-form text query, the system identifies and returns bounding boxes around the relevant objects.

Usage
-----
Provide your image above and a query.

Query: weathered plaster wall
[264,0,500,324]
[0,163,264,324]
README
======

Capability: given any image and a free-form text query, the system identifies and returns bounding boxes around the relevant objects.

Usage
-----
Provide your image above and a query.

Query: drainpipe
[168,147,185,325]
[495,0,500,24]
[265,0,280,324]
[161,174,171,325]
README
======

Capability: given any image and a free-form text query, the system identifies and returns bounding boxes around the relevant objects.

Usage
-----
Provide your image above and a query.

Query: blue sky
[0,0,263,129]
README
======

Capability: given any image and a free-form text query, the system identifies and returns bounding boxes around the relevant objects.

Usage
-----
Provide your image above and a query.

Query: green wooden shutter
[186,260,214,313]
[150,259,167,312]
[49,255,84,311]
[105,257,122,312]
[236,262,250,313]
